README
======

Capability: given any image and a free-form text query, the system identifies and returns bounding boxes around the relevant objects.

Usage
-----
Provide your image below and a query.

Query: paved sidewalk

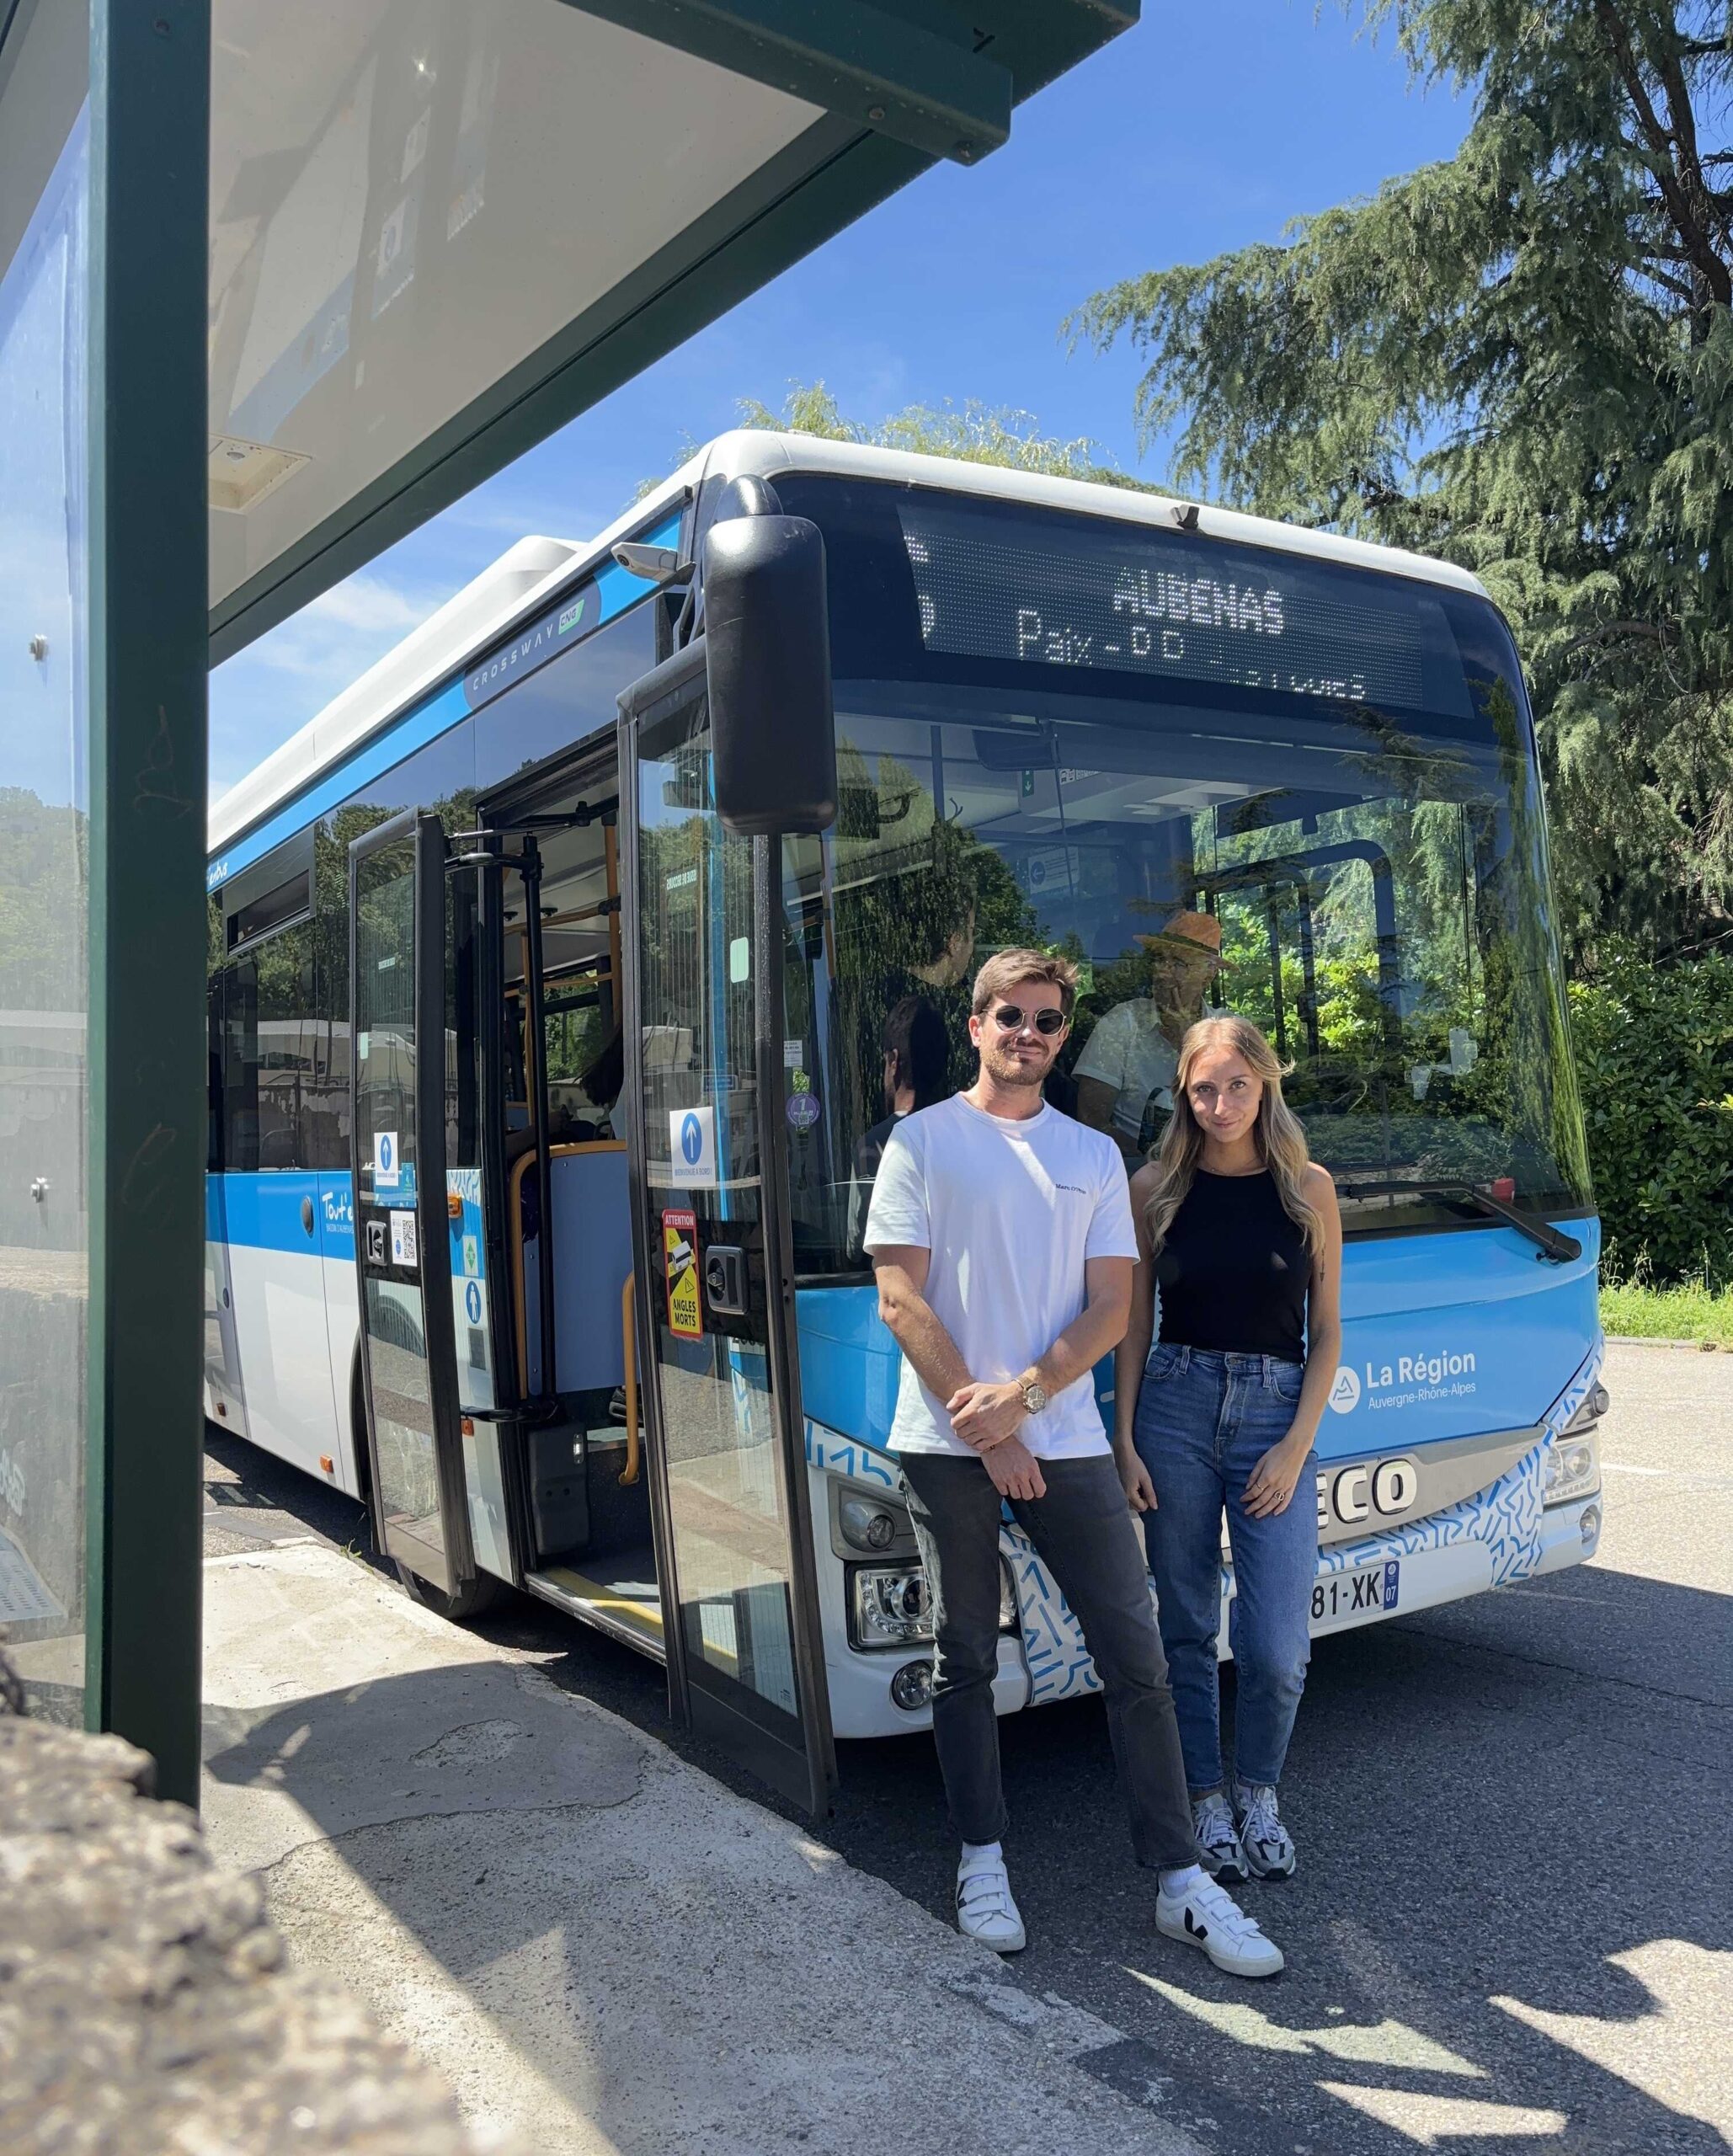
[201,1542,1204,2156]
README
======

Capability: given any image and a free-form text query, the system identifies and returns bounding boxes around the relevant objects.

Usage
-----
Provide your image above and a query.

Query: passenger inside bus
[1072,909,1224,1158]
[845,995,948,1261]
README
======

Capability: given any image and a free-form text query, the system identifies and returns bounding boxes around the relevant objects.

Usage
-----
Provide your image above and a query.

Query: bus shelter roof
[205,0,1138,663]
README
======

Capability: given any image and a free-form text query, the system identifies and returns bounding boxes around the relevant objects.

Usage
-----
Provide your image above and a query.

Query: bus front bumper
[1296,1485,1602,1645]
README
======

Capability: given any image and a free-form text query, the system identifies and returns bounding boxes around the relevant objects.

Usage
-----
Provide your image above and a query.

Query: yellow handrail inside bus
[620,1273,640,1486]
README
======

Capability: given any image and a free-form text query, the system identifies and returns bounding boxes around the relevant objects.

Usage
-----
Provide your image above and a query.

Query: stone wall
[0,1656,502,2155]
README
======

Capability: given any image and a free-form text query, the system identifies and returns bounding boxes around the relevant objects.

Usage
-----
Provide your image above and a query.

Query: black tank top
[1155,1169,1309,1361]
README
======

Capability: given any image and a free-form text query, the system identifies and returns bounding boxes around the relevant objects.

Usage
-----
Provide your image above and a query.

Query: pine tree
[1066,1,1733,967]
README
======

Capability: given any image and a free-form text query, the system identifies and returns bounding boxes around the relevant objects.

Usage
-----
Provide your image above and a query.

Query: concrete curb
[1603,1332,1725,1351]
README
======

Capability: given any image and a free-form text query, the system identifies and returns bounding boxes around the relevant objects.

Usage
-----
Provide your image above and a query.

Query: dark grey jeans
[898,1450,1202,1871]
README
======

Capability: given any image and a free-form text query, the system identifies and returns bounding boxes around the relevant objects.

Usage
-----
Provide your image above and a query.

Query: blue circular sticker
[464,1279,483,1325]
[786,1091,821,1129]
[680,1112,704,1166]
[379,1134,393,1170]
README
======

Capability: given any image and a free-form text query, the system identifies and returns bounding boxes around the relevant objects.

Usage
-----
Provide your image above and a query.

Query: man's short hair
[971,948,1078,1021]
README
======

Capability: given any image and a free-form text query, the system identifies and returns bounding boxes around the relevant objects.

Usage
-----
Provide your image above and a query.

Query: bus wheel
[393,1561,504,1622]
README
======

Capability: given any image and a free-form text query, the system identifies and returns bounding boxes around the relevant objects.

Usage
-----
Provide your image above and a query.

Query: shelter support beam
[559,0,1010,163]
[85,0,210,1805]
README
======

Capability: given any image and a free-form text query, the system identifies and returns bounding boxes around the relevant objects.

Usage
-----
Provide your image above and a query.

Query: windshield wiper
[1335,1178,1583,1264]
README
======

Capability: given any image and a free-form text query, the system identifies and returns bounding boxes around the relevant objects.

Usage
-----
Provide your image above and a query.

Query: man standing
[865,949,1283,1977]
[1075,910,1223,1156]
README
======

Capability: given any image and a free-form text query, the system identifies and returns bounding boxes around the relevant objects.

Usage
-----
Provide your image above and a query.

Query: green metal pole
[83,0,210,1806]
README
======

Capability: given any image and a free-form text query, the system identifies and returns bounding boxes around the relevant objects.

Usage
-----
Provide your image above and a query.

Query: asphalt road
[204,1340,1732,2154]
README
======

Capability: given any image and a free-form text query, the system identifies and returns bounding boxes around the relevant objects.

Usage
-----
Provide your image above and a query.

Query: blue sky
[208,3,1471,803]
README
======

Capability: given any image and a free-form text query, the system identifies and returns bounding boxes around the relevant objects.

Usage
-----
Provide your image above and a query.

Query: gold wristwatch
[1018,1376,1048,1417]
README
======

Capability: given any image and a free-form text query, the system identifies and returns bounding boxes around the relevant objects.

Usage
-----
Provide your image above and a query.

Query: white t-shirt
[1072,1000,1179,1141]
[862,1094,1138,1460]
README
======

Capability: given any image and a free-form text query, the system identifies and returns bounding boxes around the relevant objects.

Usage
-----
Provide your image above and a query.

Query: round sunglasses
[988,1003,1068,1036]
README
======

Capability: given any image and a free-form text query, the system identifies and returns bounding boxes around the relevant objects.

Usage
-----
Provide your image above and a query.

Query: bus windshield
[766,477,1591,1274]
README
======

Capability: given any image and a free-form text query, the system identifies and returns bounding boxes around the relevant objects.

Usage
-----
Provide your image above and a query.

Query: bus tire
[393,1560,504,1622]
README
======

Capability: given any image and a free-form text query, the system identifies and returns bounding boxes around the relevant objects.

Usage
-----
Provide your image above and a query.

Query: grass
[1599,1274,1733,1346]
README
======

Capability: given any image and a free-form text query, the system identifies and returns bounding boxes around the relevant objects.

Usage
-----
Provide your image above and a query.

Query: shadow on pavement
[930,1566,1731,2155]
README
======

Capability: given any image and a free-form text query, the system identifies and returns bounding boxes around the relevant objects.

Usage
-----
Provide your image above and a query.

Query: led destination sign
[898,504,1426,709]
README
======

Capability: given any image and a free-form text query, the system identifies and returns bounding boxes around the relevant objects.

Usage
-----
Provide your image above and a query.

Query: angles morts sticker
[663,1208,701,1340]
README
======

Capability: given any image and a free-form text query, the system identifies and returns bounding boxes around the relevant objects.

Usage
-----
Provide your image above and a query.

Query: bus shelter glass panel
[636,706,806,1741]
[352,832,449,1582]
[0,8,89,1722]
[205,3,819,618]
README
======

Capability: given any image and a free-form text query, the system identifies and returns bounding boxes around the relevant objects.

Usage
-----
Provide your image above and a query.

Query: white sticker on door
[389,1210,419,1267]
[668,1105,717,1188]
[374,1130,401,1191]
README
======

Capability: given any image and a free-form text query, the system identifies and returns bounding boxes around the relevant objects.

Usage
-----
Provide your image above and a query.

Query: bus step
[525,1549,665,1662]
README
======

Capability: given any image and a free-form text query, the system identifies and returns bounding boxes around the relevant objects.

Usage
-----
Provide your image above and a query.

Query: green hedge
[1568,952,1733,1286]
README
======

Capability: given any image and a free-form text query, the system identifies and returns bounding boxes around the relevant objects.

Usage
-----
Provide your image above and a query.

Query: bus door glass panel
[446,859,513,1582]
[629,691,835,1812]
[349,814,471,1595]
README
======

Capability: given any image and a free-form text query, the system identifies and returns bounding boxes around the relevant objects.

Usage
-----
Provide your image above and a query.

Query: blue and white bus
[205,432,1606,1812]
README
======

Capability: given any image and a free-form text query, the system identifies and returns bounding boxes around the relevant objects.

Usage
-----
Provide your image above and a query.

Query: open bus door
[347,809,477,1601]
[617,644,836,1817]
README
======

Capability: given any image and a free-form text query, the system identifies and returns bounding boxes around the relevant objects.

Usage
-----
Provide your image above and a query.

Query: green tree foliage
[735,382,1150,489]
[1569,947,1733,1280]
[0,788,85,1010]
[824,734,1038,1117]
[1066,1,1733,965]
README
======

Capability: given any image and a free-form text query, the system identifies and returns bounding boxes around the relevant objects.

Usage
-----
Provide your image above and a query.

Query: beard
[980,1039,1050,1091]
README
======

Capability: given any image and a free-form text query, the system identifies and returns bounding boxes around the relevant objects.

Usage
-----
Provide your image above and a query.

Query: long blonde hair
[1143,1016,1325,1259]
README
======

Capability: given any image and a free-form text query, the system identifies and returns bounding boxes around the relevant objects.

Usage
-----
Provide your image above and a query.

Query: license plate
[1311,1558,1400,1628]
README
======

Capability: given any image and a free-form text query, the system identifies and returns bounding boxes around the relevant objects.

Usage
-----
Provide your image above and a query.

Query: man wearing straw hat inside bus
[1074,909,1224,1158]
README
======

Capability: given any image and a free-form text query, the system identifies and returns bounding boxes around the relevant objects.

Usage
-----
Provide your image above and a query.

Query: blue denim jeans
[1133,1343,1318,1792]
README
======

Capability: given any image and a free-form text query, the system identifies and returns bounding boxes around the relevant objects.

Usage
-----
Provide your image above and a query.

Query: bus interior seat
[524,1147,632,1390]
[519,1144,649,1569]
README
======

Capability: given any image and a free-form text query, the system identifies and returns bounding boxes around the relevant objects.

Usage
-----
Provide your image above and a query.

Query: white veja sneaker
[1192,1791,1248,1885]
[1156,1876,1285,1978]
[956,1853,1026,1953]
[1234,1780,1297,1880]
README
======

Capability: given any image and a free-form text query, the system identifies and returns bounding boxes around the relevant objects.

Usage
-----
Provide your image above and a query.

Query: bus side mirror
[703,513,836,837]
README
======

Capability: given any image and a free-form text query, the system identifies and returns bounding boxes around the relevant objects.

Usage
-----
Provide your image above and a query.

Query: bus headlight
[848,1560,1018,1651]
[849,1565,932,1648]
[890,1660,933,1711]
[1544,1431,1600,1507]
[828,1479,918,1561]
[1568,1381,1612,1431]
[838,1493,901,1552]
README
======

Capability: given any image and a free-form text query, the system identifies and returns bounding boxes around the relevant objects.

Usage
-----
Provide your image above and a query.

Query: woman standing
[1113,1016,1341,1883]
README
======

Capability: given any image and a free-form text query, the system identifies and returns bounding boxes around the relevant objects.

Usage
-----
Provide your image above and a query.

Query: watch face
[1024,1383,1048,1413]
